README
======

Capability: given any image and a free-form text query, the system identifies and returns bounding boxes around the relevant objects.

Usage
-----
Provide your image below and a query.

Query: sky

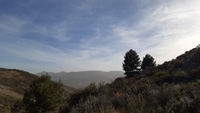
[0,0,200,73]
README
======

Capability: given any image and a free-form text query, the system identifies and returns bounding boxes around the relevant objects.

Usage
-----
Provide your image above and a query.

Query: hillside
[61,46,200,113]
[0,68,37,113]
[2,46,200,113]
[0,68,77,113]
[37,71,123,88]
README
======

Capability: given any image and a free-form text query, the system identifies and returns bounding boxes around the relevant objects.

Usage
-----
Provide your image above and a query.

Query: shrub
[11,100,25,113]
[70,95,114,113]
[14,75,64,113]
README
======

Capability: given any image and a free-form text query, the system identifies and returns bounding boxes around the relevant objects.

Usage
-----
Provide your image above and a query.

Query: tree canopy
[123,49,141,77]
[141,54,156,70]
[22,75,64,113]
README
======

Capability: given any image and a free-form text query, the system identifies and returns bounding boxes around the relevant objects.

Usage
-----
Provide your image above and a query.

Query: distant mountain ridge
[36,71,124,88]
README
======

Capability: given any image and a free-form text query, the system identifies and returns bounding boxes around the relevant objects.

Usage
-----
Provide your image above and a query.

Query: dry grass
[0,94,16,113]
[0,85,22,99]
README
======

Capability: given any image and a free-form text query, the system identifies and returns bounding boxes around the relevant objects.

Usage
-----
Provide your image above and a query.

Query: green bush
[11,100,26,113]
[12,75,64,113]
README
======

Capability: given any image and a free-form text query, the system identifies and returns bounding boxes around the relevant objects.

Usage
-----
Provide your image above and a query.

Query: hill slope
[61,46,200,113]
[0,68,37,113]
[0,68,77,113]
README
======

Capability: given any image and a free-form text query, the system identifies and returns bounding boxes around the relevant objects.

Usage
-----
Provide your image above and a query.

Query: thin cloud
[0,14,71,42]
[30,24,71,42]
[1,0,200,73]
[0,15,27,36]
[110,0,200,64]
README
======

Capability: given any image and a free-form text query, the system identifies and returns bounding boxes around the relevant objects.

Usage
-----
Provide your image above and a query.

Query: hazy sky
[0,0,200,73]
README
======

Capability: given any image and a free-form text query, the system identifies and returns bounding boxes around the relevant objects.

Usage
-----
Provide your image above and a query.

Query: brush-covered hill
[61,46,200,113]
[0,68,77,113]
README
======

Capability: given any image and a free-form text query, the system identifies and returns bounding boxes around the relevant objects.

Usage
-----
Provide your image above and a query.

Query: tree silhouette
[141,54,156,70]
[123,49,141,77]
